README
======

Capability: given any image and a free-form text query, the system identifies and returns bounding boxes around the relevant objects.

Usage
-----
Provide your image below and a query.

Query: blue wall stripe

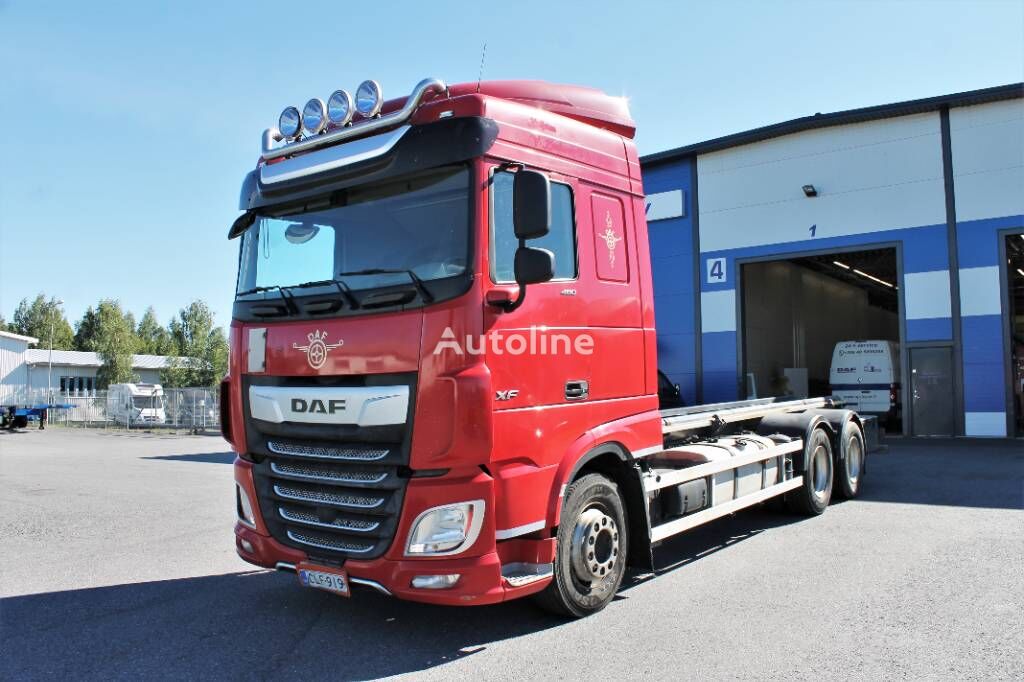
[960,315,1005,365]
[906,317,953,342]
[956,214,1024,268]
[701,331,737,374]
[962,362,1007,412]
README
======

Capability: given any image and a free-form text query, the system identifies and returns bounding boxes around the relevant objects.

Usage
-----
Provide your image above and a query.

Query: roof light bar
[261,77,447,161]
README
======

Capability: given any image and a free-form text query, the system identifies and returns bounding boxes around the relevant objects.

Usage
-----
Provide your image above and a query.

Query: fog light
[411,574,460,590]
[236,483,256,528]
[406,500,484,556]
[239,538,255,554]
[278,106,301,139]
[355,79,383,117]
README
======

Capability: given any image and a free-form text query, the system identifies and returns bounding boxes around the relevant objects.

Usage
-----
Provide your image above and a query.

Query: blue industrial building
[641,83,1023,438]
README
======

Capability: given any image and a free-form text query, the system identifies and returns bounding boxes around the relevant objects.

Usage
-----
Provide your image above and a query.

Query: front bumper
[234,458,552,606]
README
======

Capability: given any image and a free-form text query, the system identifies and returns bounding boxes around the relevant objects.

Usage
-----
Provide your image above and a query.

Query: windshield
[133,396,163,409]
[236,166,470,296]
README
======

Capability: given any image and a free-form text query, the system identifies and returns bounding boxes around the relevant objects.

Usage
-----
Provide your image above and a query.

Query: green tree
[93,300,139,387]
[74,306,101,351]
[12,294,74,349]
[136,307,174,355]
[162,300,229,387]
[0,314,9,333]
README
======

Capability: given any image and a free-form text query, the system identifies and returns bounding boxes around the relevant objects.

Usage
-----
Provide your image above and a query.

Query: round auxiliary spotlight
[355,80,383,118]
[278,106,302,139]
[327,89,354,126]
[302,98,327,135]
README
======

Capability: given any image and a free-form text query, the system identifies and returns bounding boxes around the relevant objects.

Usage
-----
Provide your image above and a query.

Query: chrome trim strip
[278,506,381,533]
[267,441,390,461]
[273,484,385,509]
[350,577,393,596]
[260,126,409,185]
[271,461,388,485]
[275,562,296,572]
[286,529,374,554]
[631,445,663,459]
[261,77,447,160]
[494,519,545,541]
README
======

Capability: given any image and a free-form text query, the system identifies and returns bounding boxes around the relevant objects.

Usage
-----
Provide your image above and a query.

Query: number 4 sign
[706,257,727,284]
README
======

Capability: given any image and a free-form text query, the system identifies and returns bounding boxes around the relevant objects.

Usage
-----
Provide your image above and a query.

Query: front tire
[785,427,834,515]
[534,473,628,618]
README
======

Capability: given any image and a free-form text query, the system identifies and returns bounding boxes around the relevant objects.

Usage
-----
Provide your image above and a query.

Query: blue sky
[1,0,1021,330]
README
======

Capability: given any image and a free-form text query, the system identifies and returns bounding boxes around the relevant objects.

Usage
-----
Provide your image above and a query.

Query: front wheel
[534,473,628,618]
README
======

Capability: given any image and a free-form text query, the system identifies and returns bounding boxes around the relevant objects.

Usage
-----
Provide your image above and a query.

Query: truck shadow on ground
[1,508,794,680]
[144,451,236,464]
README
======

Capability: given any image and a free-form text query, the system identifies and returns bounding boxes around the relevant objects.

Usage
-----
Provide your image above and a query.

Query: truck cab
[225,77,864,616]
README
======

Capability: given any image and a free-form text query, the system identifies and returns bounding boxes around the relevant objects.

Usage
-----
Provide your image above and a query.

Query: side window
[490,171,577,283]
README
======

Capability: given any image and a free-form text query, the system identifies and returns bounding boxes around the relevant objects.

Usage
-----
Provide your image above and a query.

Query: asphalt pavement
[1,428,1021,680]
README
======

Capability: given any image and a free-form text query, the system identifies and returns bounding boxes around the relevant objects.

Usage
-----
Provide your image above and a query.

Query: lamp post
[47,299,64,404]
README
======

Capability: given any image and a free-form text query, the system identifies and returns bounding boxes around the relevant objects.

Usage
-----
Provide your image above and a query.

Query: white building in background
[0,330,179,404]
[0,330,39,404]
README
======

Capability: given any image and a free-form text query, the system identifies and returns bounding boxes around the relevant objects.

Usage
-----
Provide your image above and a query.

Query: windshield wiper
[236,284,298,314]
[337,268,434,303]
[285,279,360,310]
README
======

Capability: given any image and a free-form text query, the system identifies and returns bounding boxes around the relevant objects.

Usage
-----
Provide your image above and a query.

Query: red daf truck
[223,77,867,617]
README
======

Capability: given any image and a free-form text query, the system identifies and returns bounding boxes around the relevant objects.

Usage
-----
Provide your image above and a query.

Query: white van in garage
[829,340,900,418]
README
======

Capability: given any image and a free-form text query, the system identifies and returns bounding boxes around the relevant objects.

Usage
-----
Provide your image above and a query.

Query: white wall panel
[700,290,737,333]
[903,270,951,320]
[958,266,1002,316]
[950,99,1024,223]
[965,411,1007,437]
[698,113,946,252]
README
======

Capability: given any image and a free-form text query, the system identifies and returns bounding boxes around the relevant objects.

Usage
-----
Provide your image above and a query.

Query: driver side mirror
[513,170,551,240]
[514,247,554,285]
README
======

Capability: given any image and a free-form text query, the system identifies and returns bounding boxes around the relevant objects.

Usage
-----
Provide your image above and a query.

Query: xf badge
[495,389,520,401]
[293,330,343,370]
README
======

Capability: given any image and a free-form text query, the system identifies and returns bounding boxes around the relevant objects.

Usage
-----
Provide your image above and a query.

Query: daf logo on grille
[291,398,346,414]
[293,330,343,369]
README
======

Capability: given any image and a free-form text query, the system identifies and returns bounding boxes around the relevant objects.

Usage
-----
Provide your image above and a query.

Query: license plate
[297,564,350,597]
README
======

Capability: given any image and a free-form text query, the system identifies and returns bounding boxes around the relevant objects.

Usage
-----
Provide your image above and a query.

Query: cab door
[483,165,590,413]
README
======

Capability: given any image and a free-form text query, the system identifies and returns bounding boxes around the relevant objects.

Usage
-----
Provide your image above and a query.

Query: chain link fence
[15,388,220,433]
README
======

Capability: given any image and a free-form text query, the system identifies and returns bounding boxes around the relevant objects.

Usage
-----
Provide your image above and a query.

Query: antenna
[477,42,487,93]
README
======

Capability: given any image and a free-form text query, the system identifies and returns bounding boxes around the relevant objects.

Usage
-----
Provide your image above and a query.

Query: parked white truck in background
[106,383,166,425]
[830,341,901,423]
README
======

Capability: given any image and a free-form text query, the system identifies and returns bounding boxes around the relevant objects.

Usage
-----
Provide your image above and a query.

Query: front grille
[267,441,390,461]
[271,461,389,484]
[244,373,415,562]
[273,485,386,509]
[286,529,376,554]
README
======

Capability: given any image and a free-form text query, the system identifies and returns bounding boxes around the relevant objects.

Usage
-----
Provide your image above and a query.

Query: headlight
[406,500,484,555]
[355,79,383,118]
[302,98,327,135]
[278,106,301,139]
[327,89,354,126]
[236,483,257,528]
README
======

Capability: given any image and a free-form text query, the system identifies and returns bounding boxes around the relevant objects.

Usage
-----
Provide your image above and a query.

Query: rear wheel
[785,428,834,515]
[534,473,628,618]
[834,421,866,499]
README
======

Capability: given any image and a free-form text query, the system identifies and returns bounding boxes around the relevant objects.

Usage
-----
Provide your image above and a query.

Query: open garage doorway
[1007,233,1024,437]
[740,247,902,432]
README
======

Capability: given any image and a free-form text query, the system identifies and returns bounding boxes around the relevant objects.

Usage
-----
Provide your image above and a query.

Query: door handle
[565,380,589,401]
